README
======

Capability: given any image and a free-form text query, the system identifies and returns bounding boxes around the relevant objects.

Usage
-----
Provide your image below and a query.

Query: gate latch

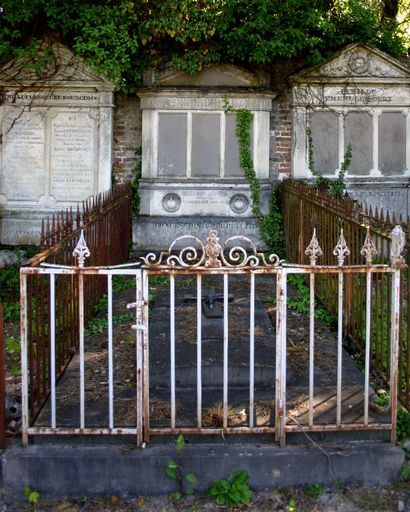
[127,300,147,332]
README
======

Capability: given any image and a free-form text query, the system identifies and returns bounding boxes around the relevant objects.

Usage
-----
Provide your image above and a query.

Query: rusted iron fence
[22,183,132,422]
[281,179,409,408]
[0,304,4,448]
[20,227,404,446]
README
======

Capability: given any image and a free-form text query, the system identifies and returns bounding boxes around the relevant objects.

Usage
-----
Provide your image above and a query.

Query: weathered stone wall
[112,87,294,184]
[112,94,142,183]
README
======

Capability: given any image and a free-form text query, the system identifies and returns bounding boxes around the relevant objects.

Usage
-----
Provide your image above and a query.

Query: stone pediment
[143,64,268,88]
[291,44,410,84]
[0,42,114,90]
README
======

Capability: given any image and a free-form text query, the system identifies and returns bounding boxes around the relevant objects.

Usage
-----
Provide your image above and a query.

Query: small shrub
[304,483,325,499]
[209,468,253,507]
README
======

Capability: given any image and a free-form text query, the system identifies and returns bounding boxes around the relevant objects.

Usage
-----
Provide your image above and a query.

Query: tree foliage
[0,0,408,92]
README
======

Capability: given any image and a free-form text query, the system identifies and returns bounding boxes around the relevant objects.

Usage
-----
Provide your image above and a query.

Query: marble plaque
[1,111,46,201]
[50,112,95,200]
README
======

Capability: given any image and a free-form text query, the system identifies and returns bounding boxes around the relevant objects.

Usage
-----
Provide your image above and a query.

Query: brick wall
[112,94,142,183]
[111,66,299,183]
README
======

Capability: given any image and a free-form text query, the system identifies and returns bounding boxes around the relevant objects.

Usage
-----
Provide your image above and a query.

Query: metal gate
[20,226,405,446]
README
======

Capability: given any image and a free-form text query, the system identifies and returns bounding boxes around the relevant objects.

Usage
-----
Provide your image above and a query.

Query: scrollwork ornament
[333,228,350,267]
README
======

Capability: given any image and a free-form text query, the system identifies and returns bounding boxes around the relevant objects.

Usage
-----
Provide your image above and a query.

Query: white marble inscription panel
[50,112,95,200]
[2,111,45,201]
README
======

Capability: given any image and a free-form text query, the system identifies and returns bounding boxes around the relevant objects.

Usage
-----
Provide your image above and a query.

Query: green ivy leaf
[185,472,198,484]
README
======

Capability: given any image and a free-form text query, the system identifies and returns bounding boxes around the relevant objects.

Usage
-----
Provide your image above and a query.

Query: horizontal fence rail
[22,183,132,424]
[281,179,409,408]
[20,227,405,446]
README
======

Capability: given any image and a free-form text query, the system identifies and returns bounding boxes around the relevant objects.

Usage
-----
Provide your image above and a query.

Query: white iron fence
[20,227,405,446]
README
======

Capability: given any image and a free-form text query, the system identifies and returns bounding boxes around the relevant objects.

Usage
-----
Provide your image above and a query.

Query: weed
[400,463,409,481]
[10,366,21,377]
[209,468,253,507]
[166,435,198,501]
[84,312,134,337]
[202,402,239,428]
[287,499,297,512]
[5,336,20,354]
[23,486,40,505]
[333,478,347,495]
[304,483,325,499]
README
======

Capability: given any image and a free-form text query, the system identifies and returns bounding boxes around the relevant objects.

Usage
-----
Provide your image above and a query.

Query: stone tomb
[291,44,410,219]
[0,43,114,245]
[134,65,275,251]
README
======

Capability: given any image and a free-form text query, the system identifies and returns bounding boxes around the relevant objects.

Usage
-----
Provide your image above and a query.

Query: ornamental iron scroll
[139,229,281,269]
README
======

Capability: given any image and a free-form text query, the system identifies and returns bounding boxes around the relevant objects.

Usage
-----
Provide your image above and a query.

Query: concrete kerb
[1,440,405,500]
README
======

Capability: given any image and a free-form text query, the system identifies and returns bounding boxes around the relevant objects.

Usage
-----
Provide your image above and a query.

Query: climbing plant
[307,127,352,199]
[224,99,284,254]
[0,0,408,93]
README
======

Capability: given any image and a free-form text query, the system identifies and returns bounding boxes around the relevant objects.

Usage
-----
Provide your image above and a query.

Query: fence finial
[73,229,90,268]
[390,225,406,269]
[305,228,322,266]
[333,228,350,267]
[205,229,222,268]
[360,226,377,265]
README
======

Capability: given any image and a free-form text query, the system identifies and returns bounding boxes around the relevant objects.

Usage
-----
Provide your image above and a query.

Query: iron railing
[281,179,409,408]
[20,227,404,446]
[22,183,132,422]
[0,304,4,448]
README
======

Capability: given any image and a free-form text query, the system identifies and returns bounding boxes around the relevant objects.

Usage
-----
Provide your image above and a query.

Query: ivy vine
[224,99,283,254]
[131,146,142,217]
[307,127,352,199]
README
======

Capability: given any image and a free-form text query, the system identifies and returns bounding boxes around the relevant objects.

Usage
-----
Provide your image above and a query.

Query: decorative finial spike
[333,228,350,267]
[73,229,90,268]
[305,228,322,266]
[360,226,377,265]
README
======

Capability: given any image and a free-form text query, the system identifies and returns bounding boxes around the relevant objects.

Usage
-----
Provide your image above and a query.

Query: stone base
[133,216,264,252]
[2,441,404,499]
[0,208,50,245]
[346,177,410,221]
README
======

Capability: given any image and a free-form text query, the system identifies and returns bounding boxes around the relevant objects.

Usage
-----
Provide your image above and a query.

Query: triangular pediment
[292,44,410,83]
[144,64,266,88]
[0,42,114,89]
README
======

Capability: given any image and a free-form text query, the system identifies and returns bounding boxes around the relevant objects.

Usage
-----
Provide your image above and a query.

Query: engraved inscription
[1,111,45,201]
[50,112,95,200]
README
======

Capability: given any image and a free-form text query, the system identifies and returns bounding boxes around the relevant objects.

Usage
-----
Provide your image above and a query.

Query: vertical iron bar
[308,272,315,427]
[0,304,4,448]
[279,269,287,447]
[170,274,176,429]
[336,271,343,426]
[78,271,85,429]
[50,274,56,429]
[390,268,401,443]
[223,273,229,429]
[136,270,143,447]
[196,274,202,429]
[20,271,29,446]
[107,274,114,430]
[249,272,255,429]
[364,269,372,425]
[143,270,150,443]
[275,269,282,442]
